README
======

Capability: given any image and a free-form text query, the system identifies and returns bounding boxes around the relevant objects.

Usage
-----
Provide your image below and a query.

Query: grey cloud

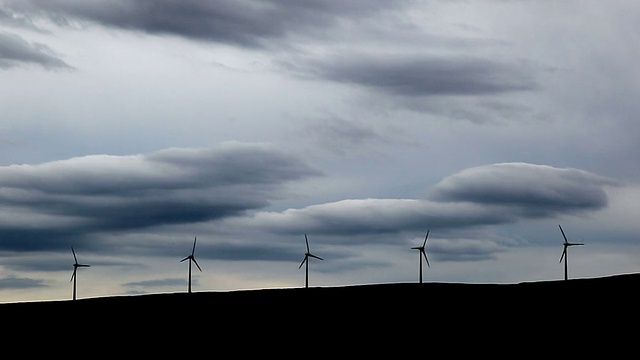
[0,8,40,30]
[0,31,71,69]
[309,117,380,150]
[198,241,299,261]
[1,253,71,272]
[301,115,408,157]
[393,96,549,125]
[237,163,617,239]
[428,238,506,262]
[0,142,321,252]
[287,54,537,97]
[0,275,47,289]
[428,163,620,217]
[3,0,408,48]
[0,143,318,195]
[157,233,353,263]
[0,227,88,252]
[238,198,516,238]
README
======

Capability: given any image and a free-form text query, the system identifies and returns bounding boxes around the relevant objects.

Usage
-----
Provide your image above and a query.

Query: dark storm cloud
[428,163,620,217]
[0,227,89,252]
[238,163,617,239]
[288,54,537,97]
[0,142,321,252]
[3,0,408,48]
[0,31,71,69]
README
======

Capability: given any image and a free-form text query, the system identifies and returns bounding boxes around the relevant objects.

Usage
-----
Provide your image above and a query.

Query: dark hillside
[3,273,637,351]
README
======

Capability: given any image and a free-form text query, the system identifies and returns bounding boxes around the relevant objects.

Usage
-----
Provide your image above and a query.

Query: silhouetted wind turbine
[180,236,202,294]
[70,247,90,301]
[558,224,584,281]
[411,230,431,283]
[299,234,323,288]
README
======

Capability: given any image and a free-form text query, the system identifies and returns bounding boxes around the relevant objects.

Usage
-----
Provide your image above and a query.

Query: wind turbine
[411,230,431,283]
[70,247,90,301]
[298,234,323,288]
[180,236,202,294]
[558,224,584,281]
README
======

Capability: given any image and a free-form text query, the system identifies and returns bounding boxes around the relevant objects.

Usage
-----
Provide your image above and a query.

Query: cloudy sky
[1,0,639,303]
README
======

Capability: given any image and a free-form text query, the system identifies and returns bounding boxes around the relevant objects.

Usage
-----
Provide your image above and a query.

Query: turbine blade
[70,269,76,282]
[559,224,568,243]
[309,253,323,261]
[559,248,566,263]
[423,230,430,247]
[180,256,190,262]
[193,258,202,272]
[299,256,308,269]
[422,251,430,267]
[192,237,197,255]
[71,247,78,263]
[305,234,310,252]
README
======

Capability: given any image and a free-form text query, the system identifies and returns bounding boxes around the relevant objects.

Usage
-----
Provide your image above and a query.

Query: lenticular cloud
[428,162,619,212]
[0,142,321,250]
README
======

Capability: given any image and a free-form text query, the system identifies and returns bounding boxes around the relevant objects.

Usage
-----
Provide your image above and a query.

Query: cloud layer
[0,142,615,260]
[228,162,617,242]
[2,0,406,48]
[0,142,320,251]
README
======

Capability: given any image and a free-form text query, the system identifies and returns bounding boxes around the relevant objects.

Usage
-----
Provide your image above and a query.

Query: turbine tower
[411,230,431,283]
[558,224,584,281]
[180,236,202,294]
[298,234,323,288]
[70,247,90,301]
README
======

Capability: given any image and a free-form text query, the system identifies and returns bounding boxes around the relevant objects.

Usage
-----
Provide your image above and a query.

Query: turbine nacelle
[180,236,202,271]
[299,234,323,266]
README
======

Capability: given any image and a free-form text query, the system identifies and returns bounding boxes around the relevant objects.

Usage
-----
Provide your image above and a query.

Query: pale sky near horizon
[1,0,639,303]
